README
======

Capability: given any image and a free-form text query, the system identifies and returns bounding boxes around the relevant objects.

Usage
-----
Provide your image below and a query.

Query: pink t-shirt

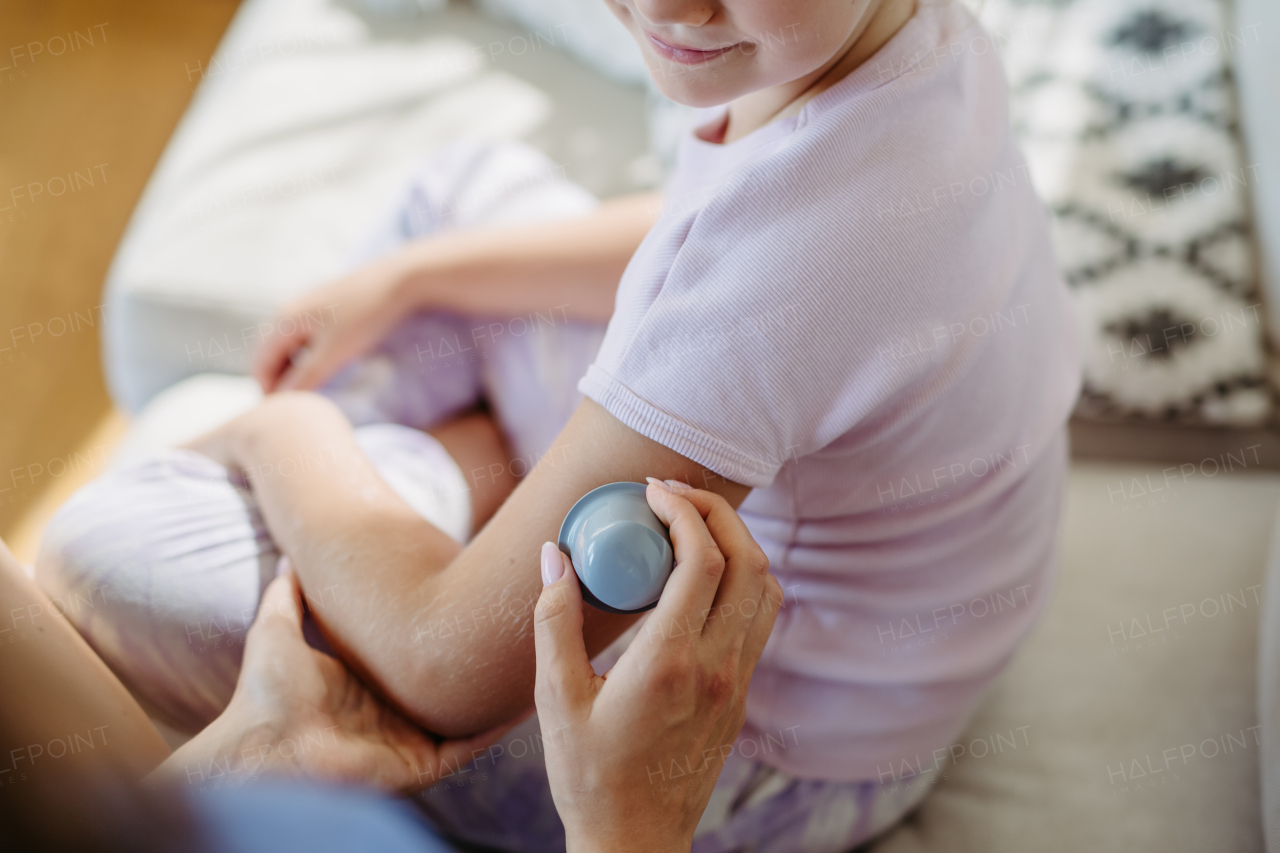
[579,2,1081,782]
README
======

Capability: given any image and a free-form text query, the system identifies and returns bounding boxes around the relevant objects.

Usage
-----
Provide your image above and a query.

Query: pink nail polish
[664,479,693,494]
[645,476,671,492]
[540,541,564,586]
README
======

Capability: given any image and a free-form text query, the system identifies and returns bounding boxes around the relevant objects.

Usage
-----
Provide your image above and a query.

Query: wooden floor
[0,0,240,558]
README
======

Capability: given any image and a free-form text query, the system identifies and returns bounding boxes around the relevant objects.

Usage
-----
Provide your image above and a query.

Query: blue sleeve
[191,781,457,853]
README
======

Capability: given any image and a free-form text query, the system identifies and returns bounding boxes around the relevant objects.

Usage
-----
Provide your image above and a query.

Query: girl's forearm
[390,191,662,325]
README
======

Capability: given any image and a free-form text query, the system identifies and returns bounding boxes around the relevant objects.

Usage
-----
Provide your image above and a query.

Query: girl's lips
[645,33,738,65]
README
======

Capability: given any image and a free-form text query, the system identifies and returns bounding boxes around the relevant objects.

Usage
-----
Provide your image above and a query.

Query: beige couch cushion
[870,459,1278,852]
[1257,490,1280,851]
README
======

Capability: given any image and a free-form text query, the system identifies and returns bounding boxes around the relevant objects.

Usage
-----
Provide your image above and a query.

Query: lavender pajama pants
[35,142,935,852]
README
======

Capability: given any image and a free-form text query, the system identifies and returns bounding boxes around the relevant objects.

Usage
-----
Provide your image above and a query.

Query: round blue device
[558,481,675,614]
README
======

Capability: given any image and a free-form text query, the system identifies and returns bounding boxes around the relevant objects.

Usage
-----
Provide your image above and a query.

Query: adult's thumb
[533,543,595,710]
[253,559,306,638]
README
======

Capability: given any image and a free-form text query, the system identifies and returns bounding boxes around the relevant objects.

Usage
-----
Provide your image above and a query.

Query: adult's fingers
[663,483,770,648]
[738,573,783,682]
[533,544,597,716]
[643,479,726,641]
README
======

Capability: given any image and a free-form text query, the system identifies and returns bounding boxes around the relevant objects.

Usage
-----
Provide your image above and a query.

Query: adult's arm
[202,393,750,738]
[0,539,173,848]
[0,540,171,775]
[151,569,516,795]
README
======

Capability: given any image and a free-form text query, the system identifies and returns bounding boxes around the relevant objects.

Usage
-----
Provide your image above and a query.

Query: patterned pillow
[974,0,1271,426]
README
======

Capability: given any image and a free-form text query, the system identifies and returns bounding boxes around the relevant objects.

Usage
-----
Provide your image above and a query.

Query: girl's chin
[644,73,740,110]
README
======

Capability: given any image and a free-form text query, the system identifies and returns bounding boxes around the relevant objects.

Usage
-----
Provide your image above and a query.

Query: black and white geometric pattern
[975,0,1270,426]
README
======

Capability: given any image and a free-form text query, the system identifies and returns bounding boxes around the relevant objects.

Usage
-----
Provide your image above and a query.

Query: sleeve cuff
[578,364,779,489]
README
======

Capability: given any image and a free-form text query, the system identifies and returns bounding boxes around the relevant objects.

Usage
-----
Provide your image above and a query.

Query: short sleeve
[578,162,950,489]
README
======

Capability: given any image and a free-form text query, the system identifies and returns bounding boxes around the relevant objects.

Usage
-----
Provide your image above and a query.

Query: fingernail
[540,541,564,586]
[665,479,694,494]
[645,476,672,492]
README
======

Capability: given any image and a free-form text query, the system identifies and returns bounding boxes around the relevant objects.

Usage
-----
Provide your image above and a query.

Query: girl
[38,0,1080,849]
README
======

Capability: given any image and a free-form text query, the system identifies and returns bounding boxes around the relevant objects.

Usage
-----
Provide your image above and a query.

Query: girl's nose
[633,0,717,28]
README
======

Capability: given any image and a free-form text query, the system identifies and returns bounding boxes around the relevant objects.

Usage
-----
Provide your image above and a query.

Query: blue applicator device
[557,481,675,614]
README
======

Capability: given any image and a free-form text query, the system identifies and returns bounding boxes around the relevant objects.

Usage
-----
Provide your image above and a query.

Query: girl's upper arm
[398,397,751,737]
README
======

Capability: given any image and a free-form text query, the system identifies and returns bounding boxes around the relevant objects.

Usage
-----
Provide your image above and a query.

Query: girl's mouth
[645,33,739,65]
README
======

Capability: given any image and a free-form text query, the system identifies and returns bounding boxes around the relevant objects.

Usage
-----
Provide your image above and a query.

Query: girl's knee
[33,450,278,728]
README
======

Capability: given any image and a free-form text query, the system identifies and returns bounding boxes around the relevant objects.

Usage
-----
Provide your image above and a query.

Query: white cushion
[102,0,650,411]
[869,460,1277,852]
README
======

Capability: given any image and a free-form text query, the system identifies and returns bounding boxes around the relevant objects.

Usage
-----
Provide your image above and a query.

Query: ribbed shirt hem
[579,365,778,489]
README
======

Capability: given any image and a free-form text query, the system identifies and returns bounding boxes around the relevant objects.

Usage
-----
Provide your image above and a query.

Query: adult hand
[533,479,783,853]
[254,255,412,394]
[157,565,517,794]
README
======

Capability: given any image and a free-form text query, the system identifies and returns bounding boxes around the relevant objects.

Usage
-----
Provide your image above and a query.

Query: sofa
[99,0,1280,849]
